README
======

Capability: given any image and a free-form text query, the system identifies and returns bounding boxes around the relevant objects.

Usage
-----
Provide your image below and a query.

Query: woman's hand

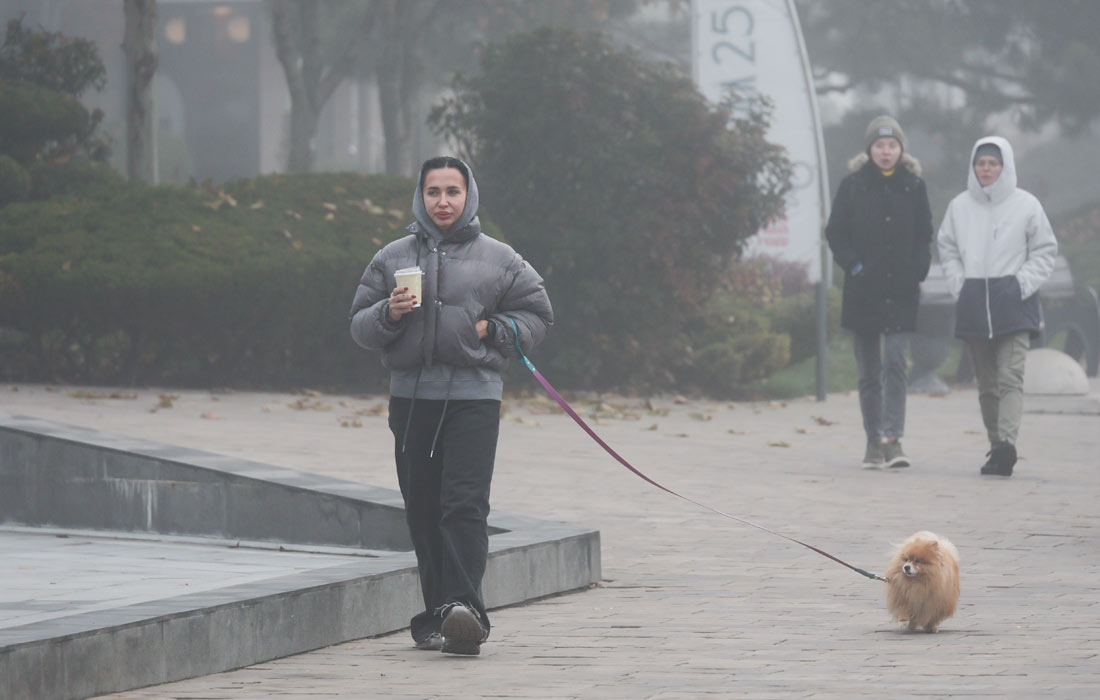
[387,286,417,321]
[475,319,489,340]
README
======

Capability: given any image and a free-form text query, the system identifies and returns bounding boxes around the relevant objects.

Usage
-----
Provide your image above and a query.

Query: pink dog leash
[507,318,888,583]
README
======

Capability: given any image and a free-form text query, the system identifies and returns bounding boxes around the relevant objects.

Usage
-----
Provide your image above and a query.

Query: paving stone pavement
[3,379,1098,699]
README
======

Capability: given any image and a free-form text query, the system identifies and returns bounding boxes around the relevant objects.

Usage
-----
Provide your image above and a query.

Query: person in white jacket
[937,136,1058,476]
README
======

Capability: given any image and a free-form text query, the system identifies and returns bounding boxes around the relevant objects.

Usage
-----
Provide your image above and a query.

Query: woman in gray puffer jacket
[349,157,553,655]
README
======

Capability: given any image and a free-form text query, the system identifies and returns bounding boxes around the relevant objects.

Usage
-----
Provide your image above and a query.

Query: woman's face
[422,167,467,231]
[870,137,902,171]
[973,155,1003,187]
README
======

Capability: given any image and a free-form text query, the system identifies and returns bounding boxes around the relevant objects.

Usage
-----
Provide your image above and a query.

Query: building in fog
[0,0,441,182]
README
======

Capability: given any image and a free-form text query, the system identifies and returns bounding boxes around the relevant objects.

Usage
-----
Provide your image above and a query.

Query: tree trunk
[287,102,320,174]
[123,0,158,183]
[271,0,370,173]
[376,0,433,176]
[271,0,316,173]
[377,57,409,175]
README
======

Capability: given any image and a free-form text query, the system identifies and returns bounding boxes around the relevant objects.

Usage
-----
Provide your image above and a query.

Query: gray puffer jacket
[349,164,552,388]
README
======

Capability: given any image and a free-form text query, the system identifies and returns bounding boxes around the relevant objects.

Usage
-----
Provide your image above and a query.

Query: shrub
[674,255,838,396]
[770,287,841,365]
[0,18,108,166]
[0,79,99,164]
[678,303,791,395]
[1059,203,1100,290]
[431,28,791,393]
[0,17,105,97]
[27,159,123,200]
[0,154,29,205]
[0,172,414,389]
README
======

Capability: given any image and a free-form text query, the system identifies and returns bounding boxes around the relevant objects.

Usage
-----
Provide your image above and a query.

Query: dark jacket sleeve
[349,257,406,350]
[913,178,933,282]
[487,255,553,358]
[825,178,860,273]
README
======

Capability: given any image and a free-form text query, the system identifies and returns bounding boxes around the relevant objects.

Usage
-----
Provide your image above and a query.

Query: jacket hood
[967,135,1016,205]
[411,158,480,241]
[847,151,922,177]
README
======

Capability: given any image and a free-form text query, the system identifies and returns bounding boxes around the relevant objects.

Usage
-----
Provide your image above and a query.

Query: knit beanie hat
[864,115,905,152]
[973,142,1003,165]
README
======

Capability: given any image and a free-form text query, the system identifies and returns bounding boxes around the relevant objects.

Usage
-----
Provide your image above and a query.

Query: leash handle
[505,318,887,583]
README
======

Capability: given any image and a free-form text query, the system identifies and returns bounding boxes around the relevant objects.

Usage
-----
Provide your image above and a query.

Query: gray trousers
[852,331,909,442]
[966,331,1029,446]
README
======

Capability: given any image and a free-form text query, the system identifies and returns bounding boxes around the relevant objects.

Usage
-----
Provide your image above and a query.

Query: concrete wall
[0,412,601,700]
[0,414,416,550]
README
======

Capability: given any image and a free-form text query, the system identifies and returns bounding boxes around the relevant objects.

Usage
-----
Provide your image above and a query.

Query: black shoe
[413,632,443,651]
[884,439,910,468]
[862,440,885,468]
[979,447,996,474]
[440,603,488,656]
[980,441,1016,476]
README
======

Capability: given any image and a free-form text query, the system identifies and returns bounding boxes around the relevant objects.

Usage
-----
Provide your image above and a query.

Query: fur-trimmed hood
[847,151,922,177]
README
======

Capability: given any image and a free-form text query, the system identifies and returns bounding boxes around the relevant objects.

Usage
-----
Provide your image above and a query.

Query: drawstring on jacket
[398,367,453,459]
[401,369,422,454]
[429,383,452,458]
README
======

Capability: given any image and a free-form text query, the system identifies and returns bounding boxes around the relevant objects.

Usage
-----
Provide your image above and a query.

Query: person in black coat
[825,115,933,468]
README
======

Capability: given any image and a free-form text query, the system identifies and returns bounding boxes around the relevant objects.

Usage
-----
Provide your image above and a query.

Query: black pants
[388,397,500,642]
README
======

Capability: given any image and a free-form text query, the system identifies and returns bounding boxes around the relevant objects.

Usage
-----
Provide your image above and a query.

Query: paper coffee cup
[394,266,423,308]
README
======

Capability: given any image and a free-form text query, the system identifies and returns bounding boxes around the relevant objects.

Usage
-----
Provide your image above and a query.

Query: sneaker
[979,447,997,474]
[440,602,488,656]
[883,439,909,468]
[980,442,1016,476]
[862,440,885,468]
[414,632,443,651]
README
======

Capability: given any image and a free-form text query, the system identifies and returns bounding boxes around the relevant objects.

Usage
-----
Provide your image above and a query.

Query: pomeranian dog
[885,531,960,632]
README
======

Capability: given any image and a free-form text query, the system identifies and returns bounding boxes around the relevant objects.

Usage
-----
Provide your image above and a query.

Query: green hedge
[0,154,28,205]
[0,164,839,396]
[0,171,413,389]
[27,159,123,200]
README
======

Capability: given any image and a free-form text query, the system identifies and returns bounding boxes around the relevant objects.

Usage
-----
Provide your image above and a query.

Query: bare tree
[270,0,667,175]
[368,0,661,175]
[122,0,157,182]
[270,0,376,173]
[374,1,432,176]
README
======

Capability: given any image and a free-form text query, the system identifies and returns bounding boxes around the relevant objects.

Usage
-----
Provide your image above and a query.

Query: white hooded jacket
[936,136,1058,338]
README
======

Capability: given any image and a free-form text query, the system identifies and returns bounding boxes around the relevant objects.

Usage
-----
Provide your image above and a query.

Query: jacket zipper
[984,217,996,339]
[984,278,993,339]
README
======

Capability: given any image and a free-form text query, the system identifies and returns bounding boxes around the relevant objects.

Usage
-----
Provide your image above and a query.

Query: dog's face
[896,540,940,579]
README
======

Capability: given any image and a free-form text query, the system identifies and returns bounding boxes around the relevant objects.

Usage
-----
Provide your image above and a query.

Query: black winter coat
[825,156,933,334]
